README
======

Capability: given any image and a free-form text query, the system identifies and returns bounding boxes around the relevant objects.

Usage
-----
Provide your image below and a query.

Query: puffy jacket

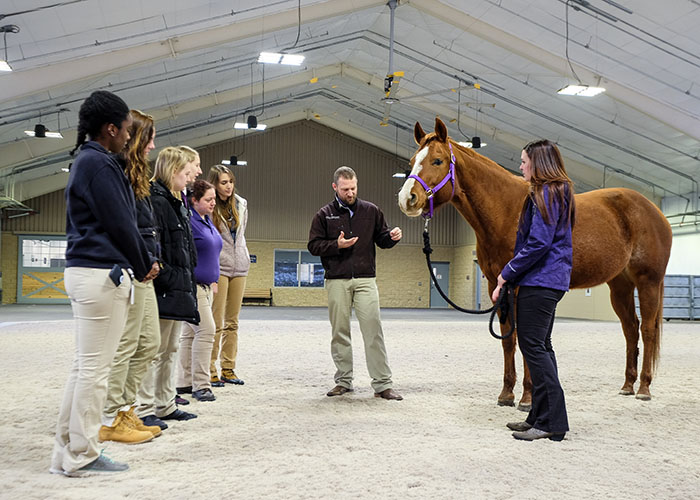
[307,198,397,279]
[217,194,250,278]
[151,180,199,324]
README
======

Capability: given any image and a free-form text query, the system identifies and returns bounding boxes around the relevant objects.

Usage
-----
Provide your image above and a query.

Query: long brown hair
[521,139,576,226]
[122,109,155,200]
[207,164,238,233]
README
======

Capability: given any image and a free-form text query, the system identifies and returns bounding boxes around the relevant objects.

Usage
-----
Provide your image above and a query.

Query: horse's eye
[433,158,443,166]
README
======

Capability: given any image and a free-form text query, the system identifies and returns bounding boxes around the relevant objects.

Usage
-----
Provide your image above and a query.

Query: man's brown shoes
[326,385,354,397]
[374,388,403,401]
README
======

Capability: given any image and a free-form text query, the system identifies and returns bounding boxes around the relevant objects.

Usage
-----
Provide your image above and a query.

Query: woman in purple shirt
[491,140,576,442]
[176,180,224,402]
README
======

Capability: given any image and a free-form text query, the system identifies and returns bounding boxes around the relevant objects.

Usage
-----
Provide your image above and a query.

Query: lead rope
[421,219,516,340]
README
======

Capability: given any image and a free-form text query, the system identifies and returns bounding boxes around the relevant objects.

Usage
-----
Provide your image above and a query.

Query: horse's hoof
[635,393,651,401]
[497,399,515,407]
[517,403,531,412]
[619,389,635,396]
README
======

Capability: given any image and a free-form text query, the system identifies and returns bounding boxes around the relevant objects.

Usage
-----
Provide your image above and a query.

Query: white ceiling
[1,0,699,219]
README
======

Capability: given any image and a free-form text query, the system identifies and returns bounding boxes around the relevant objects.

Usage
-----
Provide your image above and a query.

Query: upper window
[22,239,67,268]
[274,249,324,288]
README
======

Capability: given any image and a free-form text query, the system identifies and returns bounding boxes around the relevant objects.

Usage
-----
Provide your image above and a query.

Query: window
[22,239,67,268]
[274,249,324,288]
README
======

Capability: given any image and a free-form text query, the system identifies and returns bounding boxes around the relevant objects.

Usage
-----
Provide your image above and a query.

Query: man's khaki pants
[326,277,393,393]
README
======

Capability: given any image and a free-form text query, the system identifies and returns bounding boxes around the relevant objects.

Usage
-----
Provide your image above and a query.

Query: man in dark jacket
[308,166,403,401]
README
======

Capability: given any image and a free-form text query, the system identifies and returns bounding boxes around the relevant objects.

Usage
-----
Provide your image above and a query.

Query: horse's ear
[414,122,426,145]
[435,117,447,142]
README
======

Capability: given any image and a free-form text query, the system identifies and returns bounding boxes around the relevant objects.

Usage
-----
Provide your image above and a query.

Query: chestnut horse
[399,118,672,409]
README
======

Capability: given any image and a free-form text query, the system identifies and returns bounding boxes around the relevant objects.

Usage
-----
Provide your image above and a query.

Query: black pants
[517,286,569,433]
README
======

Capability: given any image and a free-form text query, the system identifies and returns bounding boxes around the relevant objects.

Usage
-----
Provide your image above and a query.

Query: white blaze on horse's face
[398,146,428,216]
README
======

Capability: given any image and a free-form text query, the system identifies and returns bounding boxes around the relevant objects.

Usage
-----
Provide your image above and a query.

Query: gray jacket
[218,194,250,278]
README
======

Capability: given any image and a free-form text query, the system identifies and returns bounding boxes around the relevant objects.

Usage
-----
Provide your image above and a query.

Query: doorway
[430,262,450,308]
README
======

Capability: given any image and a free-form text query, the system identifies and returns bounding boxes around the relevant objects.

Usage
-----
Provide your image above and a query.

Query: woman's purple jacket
[501,184,573,291]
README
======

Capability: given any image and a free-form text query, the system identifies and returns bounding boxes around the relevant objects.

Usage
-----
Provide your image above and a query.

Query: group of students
[50,90,250,477]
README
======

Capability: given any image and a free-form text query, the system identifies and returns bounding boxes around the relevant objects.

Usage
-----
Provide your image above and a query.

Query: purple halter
[408,142,456,220]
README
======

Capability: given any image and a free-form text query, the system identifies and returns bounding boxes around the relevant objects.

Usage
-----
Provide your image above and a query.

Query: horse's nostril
[409,193,417,205]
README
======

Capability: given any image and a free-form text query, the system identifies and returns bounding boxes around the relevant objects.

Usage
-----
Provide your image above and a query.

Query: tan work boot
[98,413,154,444]
[122,407,162,437]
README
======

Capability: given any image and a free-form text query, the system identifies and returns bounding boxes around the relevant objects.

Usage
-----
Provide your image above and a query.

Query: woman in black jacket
[135,146,199,429]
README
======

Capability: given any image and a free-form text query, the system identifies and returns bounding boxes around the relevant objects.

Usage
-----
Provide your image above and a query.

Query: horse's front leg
[498,321,517,407]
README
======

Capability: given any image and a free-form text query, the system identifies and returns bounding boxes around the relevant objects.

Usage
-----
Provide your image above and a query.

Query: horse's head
[398,117,456,218]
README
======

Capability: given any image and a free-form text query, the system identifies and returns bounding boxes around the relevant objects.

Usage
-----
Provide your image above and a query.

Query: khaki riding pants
[51,267,130,474]
[178,285,216,391]
[104,280,160,418]
[326,277,393,393]
[210,275,246,374]
[135,319,182,418]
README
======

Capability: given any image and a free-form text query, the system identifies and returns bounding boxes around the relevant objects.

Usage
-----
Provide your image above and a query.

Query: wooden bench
[242,288,272,306]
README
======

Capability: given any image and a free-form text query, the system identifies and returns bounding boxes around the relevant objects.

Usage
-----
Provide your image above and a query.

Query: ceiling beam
[1,62,654,201]
[408,0,700,141]
[0,0,386,104]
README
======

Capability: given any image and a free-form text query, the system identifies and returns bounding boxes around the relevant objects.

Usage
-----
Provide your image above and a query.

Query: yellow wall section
[556,283,618,321]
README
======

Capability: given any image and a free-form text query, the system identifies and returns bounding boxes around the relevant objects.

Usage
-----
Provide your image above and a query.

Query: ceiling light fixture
[257,52,305,66]
[557,84,606,96]
[222,156,248,166]
[0,24,20,72]
[24,124,63,139]
[233,122,267,131]
[558,2,606,97]
[459,139,488,149]
[258,0,305,66]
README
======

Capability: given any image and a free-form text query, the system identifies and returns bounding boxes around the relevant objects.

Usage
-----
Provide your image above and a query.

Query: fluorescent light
[258,52,282,64]
[577,86,606,96]
[0,60,11,72]
[234,122,267,131]
[258,52,305,66]
[24,130,64,138]
[557,84,606,96]
[280,54,305,65]
[221,159,248,166]
[392,172,406,178]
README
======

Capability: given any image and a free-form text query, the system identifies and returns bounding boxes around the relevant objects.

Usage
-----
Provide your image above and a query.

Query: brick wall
[1,233,18,304]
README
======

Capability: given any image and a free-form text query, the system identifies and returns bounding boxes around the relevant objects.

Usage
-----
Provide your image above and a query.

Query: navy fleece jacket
[65,141,154,281]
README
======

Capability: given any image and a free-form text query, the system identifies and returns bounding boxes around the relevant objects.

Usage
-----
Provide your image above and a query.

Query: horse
[398,117,672,410]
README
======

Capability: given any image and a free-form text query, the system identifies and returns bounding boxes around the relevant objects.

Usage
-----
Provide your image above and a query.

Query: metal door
[430,262,450,308]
